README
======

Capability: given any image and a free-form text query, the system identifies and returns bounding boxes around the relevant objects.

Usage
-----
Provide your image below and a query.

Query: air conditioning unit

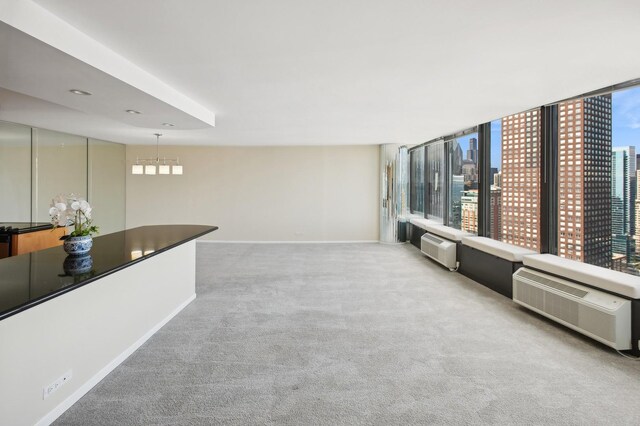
[420,233,457,271]
[513,268,631,350]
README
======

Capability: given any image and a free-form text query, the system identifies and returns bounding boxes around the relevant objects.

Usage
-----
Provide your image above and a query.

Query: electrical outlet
[43,370,72,400]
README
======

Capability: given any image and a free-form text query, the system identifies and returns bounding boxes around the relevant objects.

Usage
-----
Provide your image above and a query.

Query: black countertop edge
[0,225,218,322]
[0,223,54,234]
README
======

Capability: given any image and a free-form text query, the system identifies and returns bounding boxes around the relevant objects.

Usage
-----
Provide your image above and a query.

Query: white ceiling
[1,0,640,146]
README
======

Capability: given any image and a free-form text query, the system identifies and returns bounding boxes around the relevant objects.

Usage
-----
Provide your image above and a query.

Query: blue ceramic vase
[63,235,93,255]
[63,254,93,275]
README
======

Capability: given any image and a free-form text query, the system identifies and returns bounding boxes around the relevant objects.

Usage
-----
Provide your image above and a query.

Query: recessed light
[69,89,92,96]
[162,122,175,127]
[126,109,142,114]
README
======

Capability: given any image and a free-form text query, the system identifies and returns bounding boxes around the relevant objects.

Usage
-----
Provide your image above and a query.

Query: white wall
[0,242,196,426]
[126,145,379,241]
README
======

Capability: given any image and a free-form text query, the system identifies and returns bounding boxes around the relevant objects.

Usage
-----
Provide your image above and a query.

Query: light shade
[144,164,157,175]
[131,164,144,175]
[158,164,171,174]
[172,165,183,175]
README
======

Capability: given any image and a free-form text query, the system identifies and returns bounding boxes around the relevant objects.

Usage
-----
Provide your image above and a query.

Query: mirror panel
[31,128,88,223]
[0,121,31,222]
[88,138,126,234]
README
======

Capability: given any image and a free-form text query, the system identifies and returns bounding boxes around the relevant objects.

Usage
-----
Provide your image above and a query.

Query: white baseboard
[197,240,379,244]
[36,293,197,426]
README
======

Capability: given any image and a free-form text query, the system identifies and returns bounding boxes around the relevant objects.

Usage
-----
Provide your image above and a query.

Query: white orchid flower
[49,193,96,238]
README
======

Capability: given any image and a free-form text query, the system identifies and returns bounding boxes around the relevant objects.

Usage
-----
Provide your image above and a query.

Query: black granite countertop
[0,222,54,234]
[0,224,217,321]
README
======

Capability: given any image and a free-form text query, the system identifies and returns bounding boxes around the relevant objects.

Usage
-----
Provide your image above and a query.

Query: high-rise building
[493,171,502,188]
[461,190,478,233]
[462,160,477,187]
[490,167,498,186]
[500,109,542,250]
[452,142,463,175]
[612,146,636,260]
[635,170,640,258]
[450,174,464,229]
[558,96,612,268]
[466,137,478,164]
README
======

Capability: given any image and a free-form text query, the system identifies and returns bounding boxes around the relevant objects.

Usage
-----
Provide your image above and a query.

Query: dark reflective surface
[0,222,53,234]
[0,225,217,320]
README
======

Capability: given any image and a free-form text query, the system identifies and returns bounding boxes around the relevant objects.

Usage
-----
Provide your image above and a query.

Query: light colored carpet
[55,243,640,425]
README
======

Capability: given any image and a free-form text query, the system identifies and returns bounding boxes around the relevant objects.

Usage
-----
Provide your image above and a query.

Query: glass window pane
[450,132,478,233]
[489,120,502,240]
[426,141,445,222]
[557,85,640,276]
[409,146,424,214]
[491,108,542,252]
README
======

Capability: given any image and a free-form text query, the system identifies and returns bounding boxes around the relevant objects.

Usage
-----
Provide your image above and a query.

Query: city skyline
[424,85,640,275]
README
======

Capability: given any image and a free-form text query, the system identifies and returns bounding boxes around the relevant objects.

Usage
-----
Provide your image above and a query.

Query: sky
[487,85,640,169]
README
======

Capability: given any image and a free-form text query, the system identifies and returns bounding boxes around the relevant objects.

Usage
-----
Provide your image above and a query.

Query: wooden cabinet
[11,227,66,256]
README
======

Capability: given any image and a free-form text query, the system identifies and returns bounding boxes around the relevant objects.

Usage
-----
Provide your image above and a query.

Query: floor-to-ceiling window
[409,146,425,214]
[556,85,640,275]
[489,109,542,251]
[426,141,445,222]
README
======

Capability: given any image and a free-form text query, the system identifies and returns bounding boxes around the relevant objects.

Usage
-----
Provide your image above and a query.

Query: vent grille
[579,305,617,344]
[424,234,443,244]
[517,269,587,298]
[515,281,544,311]
[545,291,579,326]
[421,238,439,258]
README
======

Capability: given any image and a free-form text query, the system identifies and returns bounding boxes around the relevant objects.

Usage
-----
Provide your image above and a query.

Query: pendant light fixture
[131,133,184,175]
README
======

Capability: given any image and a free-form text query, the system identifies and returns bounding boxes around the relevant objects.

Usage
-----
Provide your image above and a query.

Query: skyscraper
[493,171,502,188]
[558,95,612,268]
[466,137,478,164]
[450,174,464,229]
[489,167,498,186]
[500,109,542,250]
[462,160,477,188]
[612,146,636,260]
[452,142,463,175]
[635,170,640,258]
